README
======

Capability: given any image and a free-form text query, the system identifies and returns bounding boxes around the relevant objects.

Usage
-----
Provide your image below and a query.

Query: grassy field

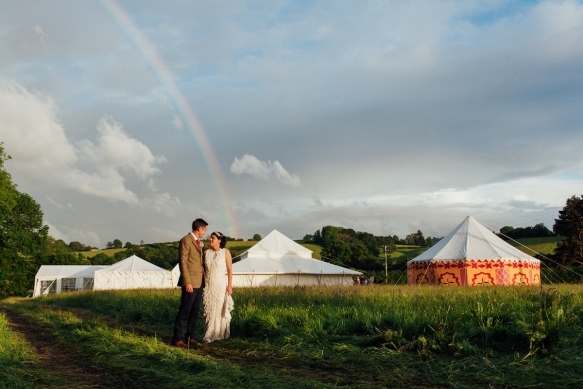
[81,248,126,258]
[508,236,565,256]
[3,285,583,388]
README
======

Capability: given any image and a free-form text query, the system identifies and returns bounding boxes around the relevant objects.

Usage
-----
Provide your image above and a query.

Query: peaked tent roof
[36,265,108,278]
[408,216,540,264]
[233,230,361,275]
[247,229,312,255]
[233,255,362,275]
[95,255,166,273]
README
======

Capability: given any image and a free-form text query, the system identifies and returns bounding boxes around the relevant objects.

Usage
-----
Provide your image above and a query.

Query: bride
[202,231,233,343]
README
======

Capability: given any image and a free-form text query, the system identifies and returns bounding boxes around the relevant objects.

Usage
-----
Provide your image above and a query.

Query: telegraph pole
[383,245,388,283]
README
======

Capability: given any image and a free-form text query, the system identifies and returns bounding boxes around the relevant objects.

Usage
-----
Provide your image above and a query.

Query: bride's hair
[211,231,227,248]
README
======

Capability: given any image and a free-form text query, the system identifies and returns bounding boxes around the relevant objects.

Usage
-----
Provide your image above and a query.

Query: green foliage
[500,223,555,240]
[67,241,85,251]
[252,234,261,241]
[314,225,397,273]
[90,253,117,266]
[112,239,122,249]
[104,243,179,270]
[0,151,49,297]
[553,195,583,266]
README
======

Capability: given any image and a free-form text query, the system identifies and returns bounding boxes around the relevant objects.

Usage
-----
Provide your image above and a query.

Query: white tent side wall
[93,270,174,290]
[232,273,355,287]
[33,265,107,297]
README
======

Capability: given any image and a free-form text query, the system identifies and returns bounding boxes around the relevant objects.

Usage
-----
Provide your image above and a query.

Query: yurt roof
[36,265,108,278]
[247,230,312,255]
[408,216,540,264]
[94,255,165,273]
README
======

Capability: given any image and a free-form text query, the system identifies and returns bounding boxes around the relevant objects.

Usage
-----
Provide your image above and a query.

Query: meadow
[2,284,583,388]
[508,236,565,256]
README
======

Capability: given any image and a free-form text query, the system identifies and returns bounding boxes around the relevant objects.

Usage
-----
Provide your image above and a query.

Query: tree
[426,236,434,246]
[124,241,133,249]
[553,195,583,266]
[91,253,117,266]
[68,241,85,251]
[106,241,113,249]
[252,234,261,241]
[112,239,122,249]
[0,144,49,297]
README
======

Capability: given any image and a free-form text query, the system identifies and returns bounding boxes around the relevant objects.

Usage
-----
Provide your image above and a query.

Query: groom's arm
[178,238,193,292]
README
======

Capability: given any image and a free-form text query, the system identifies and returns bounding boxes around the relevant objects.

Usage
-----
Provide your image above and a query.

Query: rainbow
[99,0,239,237]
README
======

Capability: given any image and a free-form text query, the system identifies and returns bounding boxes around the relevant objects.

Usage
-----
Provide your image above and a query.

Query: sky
[1,0,582,247]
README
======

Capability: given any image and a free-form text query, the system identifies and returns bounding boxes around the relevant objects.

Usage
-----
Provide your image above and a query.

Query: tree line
[498,223,556,240]
[2,140,583,298]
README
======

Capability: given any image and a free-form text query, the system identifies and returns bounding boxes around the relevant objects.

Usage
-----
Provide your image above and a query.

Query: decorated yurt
[407,216,541,286]
[232,230,362,287]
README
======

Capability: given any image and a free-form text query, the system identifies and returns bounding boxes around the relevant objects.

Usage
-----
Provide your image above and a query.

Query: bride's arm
[225,249,233,295]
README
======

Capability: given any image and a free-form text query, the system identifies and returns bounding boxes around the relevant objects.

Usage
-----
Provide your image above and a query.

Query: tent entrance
[40,280,57,295]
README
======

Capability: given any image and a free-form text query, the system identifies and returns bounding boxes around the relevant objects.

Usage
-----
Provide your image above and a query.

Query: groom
[172,218,208,348]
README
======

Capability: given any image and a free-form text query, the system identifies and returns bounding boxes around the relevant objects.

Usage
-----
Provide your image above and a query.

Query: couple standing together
[172,218,234,348]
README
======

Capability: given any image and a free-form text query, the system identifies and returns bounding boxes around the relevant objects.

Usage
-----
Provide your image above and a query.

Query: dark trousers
[172,285,204,343]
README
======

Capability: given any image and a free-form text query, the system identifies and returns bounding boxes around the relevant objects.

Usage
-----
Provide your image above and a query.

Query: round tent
[407,216,541,286]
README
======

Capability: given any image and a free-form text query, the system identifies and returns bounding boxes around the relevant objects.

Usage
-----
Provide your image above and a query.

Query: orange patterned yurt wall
[407,259,541,286]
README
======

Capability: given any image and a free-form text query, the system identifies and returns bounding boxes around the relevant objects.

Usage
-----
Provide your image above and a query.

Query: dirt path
[3,308,124,389]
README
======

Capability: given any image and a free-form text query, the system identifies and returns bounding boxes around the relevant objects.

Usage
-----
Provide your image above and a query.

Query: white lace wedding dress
[203,248,233,343]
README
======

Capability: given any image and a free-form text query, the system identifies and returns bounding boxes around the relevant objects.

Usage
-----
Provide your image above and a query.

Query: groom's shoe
[173,340,189,349]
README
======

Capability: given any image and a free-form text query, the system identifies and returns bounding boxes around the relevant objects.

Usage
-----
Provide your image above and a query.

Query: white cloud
[172,115,183,131]
[230,154,300,187]
[0,79,167,205]
[46,222,101,247]
[80,118,166,180]
[33,25,48,48]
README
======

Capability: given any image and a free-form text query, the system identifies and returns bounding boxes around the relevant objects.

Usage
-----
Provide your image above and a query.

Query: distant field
[78,236,563,261]
[388,246,428,262]
[508,236,564,256]
[81,248,126,258]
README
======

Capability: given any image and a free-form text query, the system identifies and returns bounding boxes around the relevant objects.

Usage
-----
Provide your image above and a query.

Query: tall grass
[33,285,583,356]
[20,285,583,387]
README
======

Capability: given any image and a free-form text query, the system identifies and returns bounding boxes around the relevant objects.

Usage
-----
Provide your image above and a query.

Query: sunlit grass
[11,285,583,387]
[0,311,49,389]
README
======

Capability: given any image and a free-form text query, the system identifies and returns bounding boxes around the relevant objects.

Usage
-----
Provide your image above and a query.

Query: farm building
[93,254,175,290]
[33,265,108,297]
[231,230,361,287]
[407,216,541,286]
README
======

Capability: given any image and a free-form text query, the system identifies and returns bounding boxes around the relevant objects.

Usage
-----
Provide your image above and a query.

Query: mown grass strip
[7,303,328,389]
[0,310,55,389]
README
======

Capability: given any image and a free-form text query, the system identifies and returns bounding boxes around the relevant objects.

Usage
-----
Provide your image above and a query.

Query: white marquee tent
[231,230,361,287]
[93,255,175,290]
[33,265,108,297]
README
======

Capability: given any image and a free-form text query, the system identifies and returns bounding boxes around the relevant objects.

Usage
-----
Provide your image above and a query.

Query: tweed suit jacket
[177,233,204,288]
